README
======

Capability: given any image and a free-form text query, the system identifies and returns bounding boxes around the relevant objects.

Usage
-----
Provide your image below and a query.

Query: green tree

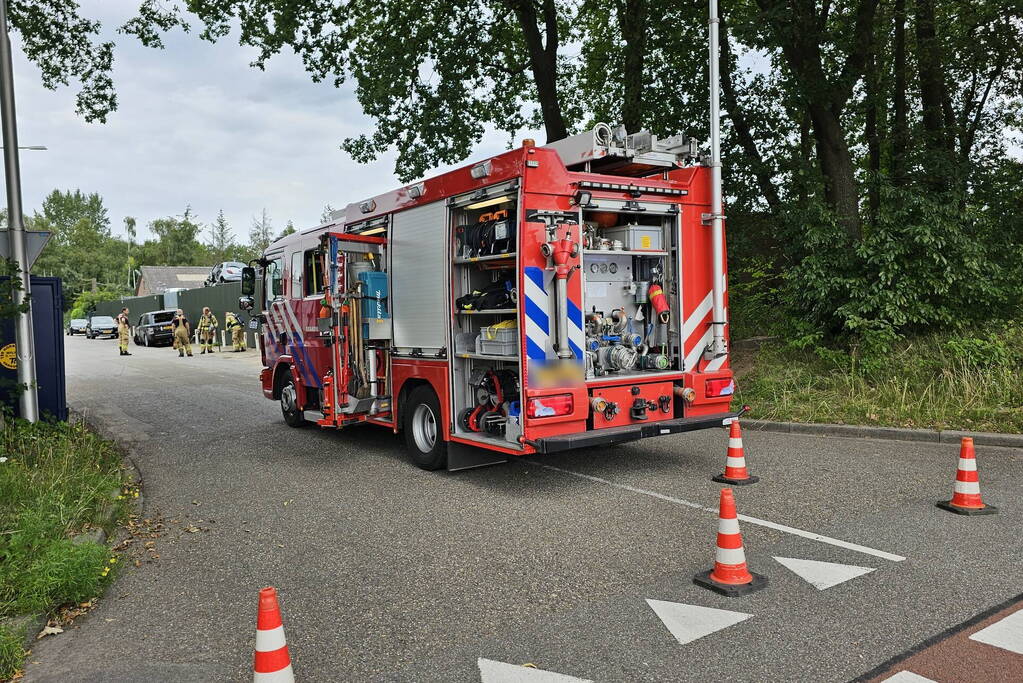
[124,0,1023,341]
[276,220,296,241]
[127,0,578,180]
[30,190,129,302]
[320,205,337,224]
[4,1,190,122]
[249,208,273,254]
[138,207,208,266]
[206,209,238,263]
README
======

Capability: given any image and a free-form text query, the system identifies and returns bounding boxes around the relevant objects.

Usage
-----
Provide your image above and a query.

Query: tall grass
[0,418,127,678]
[739,328,1023,432]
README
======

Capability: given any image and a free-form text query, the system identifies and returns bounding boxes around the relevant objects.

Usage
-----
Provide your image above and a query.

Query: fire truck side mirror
[240,266,256,296]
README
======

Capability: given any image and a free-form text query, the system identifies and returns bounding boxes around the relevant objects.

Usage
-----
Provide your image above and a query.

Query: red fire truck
[241,125,743,470]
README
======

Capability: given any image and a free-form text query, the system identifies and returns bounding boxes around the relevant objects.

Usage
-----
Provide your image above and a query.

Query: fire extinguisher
[648,283,670,324]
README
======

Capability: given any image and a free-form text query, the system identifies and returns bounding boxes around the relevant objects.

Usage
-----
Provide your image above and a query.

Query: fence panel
[167,280,262,348]
[94,294,164,319]
[89,281,262,348]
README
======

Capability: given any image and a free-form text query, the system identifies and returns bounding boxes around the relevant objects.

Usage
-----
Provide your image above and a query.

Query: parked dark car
[67,318,88,335]
[86,315,117,339]
[133,309,177,347]
[204,261,246,286]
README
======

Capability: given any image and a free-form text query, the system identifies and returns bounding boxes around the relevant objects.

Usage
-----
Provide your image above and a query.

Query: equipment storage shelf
[454,352,520,362]
[454,254,515,265]
[450,183,523,449]
[456,309,516,315]
[582,249,669,257]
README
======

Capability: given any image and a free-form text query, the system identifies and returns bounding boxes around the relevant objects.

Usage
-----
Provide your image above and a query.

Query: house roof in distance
[136,266,210,294]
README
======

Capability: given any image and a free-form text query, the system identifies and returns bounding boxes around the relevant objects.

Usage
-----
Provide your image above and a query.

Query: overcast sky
[7,3,532,245]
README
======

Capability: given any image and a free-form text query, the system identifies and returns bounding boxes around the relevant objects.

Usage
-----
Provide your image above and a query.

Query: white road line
[539,465,704,510]
[536,464,906,562]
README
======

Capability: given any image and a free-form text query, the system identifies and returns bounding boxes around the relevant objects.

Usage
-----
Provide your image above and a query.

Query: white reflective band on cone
[715,546,746,565]
[255,625,287,652]
[954,480,980,495]
[728,438,743,449]
[957,458,977,471]
[725,457,746,468]
[718,517,740,535]
[254,664,294,682]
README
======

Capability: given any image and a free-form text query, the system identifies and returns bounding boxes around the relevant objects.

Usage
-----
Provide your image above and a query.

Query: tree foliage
[249,208,273,254]
[206,209,240,263]
[17,0,1023,342]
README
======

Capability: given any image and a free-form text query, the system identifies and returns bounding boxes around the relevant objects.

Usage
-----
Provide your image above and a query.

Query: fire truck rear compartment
[579,207,681,383]
[450,184,525,450]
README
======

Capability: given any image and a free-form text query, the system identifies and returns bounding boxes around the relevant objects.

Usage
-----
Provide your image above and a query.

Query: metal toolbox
[602,224,663,251]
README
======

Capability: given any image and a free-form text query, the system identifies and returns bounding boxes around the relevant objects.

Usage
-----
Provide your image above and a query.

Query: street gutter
[745,419,1023,450]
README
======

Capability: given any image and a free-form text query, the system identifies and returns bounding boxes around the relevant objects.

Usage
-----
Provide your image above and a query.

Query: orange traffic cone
[694,488,768,596]
[254,587,295,682]
[937,437,998,516]
[712,420,758,485]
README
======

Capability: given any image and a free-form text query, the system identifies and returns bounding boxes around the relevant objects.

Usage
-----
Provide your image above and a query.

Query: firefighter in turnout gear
[226,312,246,352]
[172,309,193,357]
[117,307,132,356]
[197,307,219,354]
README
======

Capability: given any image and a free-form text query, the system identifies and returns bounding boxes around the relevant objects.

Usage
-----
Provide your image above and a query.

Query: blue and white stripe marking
[523,266,585,363]
[523,267,549,361]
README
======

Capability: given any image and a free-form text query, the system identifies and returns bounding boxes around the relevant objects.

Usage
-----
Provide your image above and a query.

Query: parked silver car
[204,261,246,286]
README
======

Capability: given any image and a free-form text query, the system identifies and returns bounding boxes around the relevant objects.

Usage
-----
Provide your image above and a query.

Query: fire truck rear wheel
[278,373,306,428]
[404,386,448,470]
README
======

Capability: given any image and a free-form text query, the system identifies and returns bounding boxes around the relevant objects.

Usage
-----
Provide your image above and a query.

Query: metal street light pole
[0,0,39,422]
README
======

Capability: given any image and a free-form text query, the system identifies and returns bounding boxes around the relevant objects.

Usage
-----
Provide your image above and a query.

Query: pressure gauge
[608,263,618,274]
[590,263,599,273]
[600,263,609,274]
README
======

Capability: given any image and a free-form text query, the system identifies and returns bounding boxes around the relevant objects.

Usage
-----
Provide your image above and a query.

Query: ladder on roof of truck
[543,123,701,178]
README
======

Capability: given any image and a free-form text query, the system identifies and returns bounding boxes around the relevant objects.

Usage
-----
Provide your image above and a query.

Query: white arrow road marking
[880,672,937,682]
[969,609,1023,655]
[477,658,593,683]
[646,600,753,645]
[773,556,877,590]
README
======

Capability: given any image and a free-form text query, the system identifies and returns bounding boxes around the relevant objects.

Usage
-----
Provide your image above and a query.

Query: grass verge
[0,417,128,679]
[737,326,1023,433]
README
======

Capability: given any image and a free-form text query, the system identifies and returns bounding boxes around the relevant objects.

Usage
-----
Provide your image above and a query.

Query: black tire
[278,372,306,428]
[403,386,448,470]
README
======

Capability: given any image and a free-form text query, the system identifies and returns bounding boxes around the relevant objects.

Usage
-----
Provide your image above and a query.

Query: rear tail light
[527,394,574,418]
[705,379,735,398]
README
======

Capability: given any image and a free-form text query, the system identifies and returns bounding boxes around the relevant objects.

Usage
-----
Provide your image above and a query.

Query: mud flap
[447,441,508,472]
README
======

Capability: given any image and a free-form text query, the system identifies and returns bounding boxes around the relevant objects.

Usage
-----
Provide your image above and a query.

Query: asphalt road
[23,335,1023,682]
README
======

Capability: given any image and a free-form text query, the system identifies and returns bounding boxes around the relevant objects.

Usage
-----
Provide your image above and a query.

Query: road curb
[744,420,1023,449]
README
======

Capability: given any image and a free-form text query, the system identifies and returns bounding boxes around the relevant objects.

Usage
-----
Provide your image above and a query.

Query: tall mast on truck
[707,0,727,360]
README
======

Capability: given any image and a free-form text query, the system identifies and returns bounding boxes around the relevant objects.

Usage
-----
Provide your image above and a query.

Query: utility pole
[0,0,39,421]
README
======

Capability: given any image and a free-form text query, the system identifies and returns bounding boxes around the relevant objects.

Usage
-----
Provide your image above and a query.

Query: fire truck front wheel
[403,386,448,470]
[278,373,306,428]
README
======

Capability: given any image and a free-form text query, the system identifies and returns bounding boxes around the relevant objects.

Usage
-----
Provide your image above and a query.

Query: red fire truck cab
[247,126,743,470]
